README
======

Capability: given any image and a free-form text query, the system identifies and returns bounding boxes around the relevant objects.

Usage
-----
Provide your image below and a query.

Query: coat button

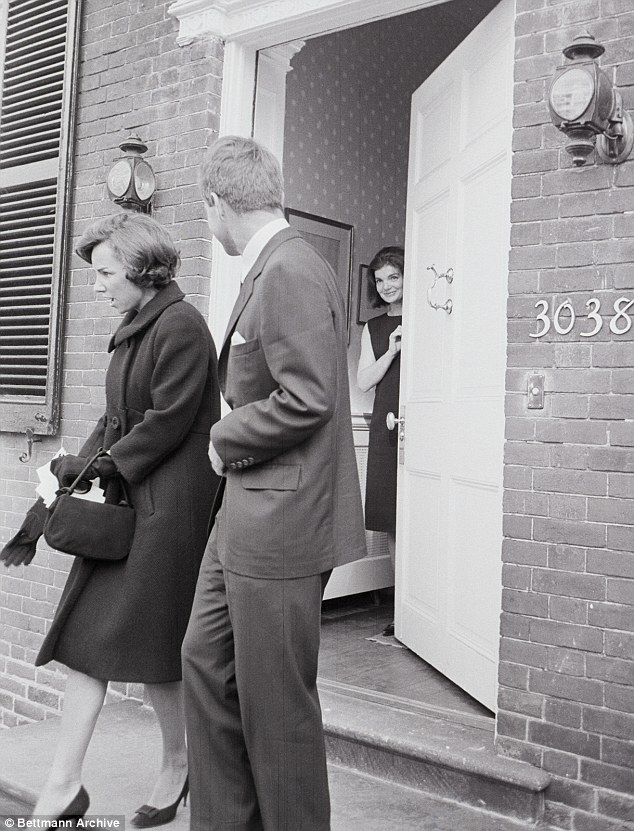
[110,416,120,429]
[229,462,237,470]
[242,459,250,466]
[247,457,254,464]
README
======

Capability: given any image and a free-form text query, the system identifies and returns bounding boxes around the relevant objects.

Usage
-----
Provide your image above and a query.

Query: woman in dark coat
[357,246,404,636]
[31,212,220,824]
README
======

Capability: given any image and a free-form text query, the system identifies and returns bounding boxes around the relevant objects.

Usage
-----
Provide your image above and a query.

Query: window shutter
[0,0,81,434]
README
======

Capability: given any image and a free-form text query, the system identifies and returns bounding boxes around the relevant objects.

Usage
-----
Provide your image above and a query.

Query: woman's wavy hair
[75,211,180,289]
[366,246,405,308]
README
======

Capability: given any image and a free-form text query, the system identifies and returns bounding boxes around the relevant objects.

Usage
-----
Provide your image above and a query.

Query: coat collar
[109,280,185,352]
[220,227,301,353]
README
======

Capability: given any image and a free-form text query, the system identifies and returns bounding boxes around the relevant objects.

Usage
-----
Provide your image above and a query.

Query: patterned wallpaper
[282,0,498,412]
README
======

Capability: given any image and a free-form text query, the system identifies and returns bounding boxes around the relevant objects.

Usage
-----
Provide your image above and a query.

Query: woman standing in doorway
[357,246,404,637]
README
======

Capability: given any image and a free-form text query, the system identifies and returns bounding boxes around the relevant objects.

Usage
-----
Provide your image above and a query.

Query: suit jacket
[210,227,367,579]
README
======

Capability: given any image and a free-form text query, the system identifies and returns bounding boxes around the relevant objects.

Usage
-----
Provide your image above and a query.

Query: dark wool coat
[36,282,220,682]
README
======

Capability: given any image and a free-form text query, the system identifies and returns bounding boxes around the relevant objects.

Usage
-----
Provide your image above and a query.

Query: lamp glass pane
[550,68,594,121]
[134,160,156,201]
[107,160,132,197]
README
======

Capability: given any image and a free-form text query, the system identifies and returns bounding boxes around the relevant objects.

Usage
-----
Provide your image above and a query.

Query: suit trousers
[182,528,331,831]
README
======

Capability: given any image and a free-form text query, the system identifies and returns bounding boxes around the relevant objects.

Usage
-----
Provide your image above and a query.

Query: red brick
[501,612,532,640]
[543,748,579,779]
[580,758,634,795]
[548,545,587,573]
[546,777,595,812]
[607,579,634,606]
[502,564,532,590]
[529,720,601,759]
[532,569,605,601]
[609,423,634,448]
[499,686,544,718]
[605,631,634,660]
[597,790,634,823]
[587,655,634,686]
[530,619,603,652]
[500,637,549,668]
[533,518,606,549]
[545,699,583,729]
[504,588,550,618]
[546,647,586,678]
[583,707,634,742]
[502,538,548,566]
[499,662,530,690]
[543,800,574,831]
[550,596,588,625]
[530,669,603,705]
[601,736,634,770]
[587,602,634,632]
[572,809,634,831]
[608,526,634,552]
[497,711,528,740]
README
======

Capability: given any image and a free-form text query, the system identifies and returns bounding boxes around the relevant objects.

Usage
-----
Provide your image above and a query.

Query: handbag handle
[63,449,133,507]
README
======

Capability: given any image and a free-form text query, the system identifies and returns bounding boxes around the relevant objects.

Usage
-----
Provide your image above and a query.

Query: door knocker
[426,265,454,314]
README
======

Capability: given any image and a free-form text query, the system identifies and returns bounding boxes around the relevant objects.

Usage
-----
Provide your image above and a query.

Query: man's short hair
[200,135,284,214]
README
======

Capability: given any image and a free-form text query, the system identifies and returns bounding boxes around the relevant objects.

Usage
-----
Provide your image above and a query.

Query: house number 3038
[530,297,634,338]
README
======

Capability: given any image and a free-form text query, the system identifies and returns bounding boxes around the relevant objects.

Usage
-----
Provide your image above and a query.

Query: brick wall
[0,0,221,726]
[499,0,634,829]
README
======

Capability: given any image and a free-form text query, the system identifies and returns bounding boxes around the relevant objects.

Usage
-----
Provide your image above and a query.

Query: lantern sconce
[547,33,634,167]
[106,135,156,212]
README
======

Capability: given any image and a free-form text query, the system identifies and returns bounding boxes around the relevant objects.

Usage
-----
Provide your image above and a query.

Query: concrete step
[320,679,551,825]
[0,698,549,830]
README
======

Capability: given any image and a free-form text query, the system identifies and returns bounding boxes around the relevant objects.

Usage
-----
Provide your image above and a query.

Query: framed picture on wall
[356,264,386,325]
[285,208,353,332]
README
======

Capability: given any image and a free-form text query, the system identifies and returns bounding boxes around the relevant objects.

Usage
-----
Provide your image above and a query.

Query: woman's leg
[143,682,188,808]
[34,669,107,817]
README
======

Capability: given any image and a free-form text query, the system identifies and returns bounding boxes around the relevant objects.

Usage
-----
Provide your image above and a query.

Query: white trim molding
[168,0,444,47]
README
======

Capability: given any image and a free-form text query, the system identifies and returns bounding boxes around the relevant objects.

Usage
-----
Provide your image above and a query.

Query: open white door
[395,0,514,711]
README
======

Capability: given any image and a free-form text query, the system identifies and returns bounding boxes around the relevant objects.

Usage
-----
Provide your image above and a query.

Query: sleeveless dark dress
[364,313,401,533]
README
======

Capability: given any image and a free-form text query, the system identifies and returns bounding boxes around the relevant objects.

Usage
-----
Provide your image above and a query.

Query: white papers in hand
[36,448,105,507]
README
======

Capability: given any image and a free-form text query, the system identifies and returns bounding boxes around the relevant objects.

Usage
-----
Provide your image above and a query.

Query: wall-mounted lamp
[106,135,156,212]
[547,33,634,167]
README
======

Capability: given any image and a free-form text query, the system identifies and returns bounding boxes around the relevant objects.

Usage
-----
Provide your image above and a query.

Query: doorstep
[320,679,551,825]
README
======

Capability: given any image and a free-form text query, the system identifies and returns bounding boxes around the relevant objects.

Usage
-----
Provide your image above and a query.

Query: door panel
[396,0,513,711]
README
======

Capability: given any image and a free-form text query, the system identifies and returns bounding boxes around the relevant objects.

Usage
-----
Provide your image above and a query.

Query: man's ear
[210,192,225,218]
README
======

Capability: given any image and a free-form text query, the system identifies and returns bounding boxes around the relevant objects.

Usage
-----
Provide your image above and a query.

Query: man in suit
[182,136,367,831]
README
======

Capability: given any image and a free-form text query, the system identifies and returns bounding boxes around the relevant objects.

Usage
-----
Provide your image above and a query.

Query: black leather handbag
[44,450,136,561]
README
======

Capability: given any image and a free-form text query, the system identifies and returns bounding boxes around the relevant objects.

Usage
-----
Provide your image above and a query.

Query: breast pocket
[229,337,260,357]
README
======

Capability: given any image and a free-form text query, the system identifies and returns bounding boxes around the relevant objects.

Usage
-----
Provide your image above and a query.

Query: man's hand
[209,441,227,477]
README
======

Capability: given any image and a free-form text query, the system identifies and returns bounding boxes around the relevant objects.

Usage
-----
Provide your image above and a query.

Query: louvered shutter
[0,0,81,434]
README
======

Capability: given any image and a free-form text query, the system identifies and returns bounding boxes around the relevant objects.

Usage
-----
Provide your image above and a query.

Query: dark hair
[366,246,405,308]
[75,212,180,289]
[200,135,284,214]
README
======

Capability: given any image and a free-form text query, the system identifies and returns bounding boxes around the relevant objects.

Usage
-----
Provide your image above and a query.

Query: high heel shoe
[56,786,90,822]
[130,777,189,828]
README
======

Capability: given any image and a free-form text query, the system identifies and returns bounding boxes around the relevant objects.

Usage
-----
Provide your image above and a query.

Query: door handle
[386,412,404,431]
[426,265,454,314]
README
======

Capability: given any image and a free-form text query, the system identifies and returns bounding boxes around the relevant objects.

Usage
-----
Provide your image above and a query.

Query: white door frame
[167,0,453,343]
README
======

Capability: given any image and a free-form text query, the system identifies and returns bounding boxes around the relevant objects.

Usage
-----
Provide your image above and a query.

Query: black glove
[50,454,96,492]
[0,498,48,567]
[50,453,118,492]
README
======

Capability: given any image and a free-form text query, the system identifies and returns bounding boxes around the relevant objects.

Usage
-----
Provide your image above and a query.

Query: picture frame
[285,208,353,331]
